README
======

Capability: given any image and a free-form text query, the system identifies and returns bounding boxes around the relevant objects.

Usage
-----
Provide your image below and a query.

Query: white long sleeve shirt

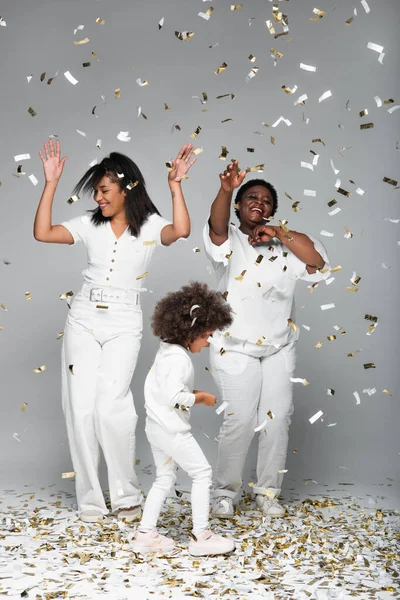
[144,342,196,433]
[203,222,332,355]
[61,213,171,291]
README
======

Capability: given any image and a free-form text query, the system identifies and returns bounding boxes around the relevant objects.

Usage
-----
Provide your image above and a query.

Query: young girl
[132,282,235,556]
[34,139,196,523]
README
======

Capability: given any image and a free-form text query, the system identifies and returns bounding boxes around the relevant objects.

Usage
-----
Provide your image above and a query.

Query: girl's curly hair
[152,281,233,345]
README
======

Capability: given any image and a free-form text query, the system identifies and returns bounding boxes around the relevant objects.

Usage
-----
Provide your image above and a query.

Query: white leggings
[210,342,296,498]
[62,292,143,514]
[140,420,212,535]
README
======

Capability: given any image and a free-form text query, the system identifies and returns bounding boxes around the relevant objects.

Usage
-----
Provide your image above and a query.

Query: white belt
[81,285,140,306]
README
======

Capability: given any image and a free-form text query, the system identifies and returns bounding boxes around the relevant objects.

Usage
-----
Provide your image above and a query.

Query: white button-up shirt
[62,213,171,291]
[144,342,196,433]
[203,223,331,354]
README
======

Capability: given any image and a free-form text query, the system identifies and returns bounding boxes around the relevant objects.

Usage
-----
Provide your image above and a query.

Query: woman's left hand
[248,224,281,245]
[168,144,197,183]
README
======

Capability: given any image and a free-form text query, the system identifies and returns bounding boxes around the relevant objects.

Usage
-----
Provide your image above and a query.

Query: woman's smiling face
[237,185,274,227]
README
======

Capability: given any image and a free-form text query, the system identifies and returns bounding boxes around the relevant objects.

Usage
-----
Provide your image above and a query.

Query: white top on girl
[203,223,331,354]
[62,213,170,290]
[144,342,196,433]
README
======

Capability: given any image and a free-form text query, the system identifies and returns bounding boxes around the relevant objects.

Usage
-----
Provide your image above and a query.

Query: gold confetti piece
[364,363,376,369]
[164,103,171,110]
[221,118,233,123]
[346,286,358,292]
[215,62,228,75]
[219,348,226,356]
[359,109,368,117]
[248,54,256,62]
[230,4,243,10]
[56,332,64,339]
[28,107,37,117]
[198,7,214,20]
[136,272,148,280]
[69,365,74,374]
[163,457,173,467]
[315,341,323,349]
[21,402,28,412]
[190,125,201,139]
[345,16,353,25]
[327,199,337,207]
[59,290,74,301]
[235,269,247,281]
[247,148,255,153]
[287,318,298,332]
[282,84,297,94]
[347,349,361,357]
[96,17,105,24]
[25,292,32,300]
[192,147,203,156]
[344,225,353,239]
[270,48,283,58]
[175,31,194,42]
[40,72,46,82]
[143,240,156,246]
[33,365,46,373]
[92,51,99,60]
[327,388,335,395]
[270,136,275,145]
[293,448,298,453]
[219,146,229,160]
[330,265,343,272]
[337,187,351,197]
[382,389,392,396]
[360,122,374,130]
[327,335,336,341]
[292,201,300,211]
[82,61,90,67]
[136,78,149,87]
[267,410,275,419]
[126,180,139,190]
[254,255,264,266]
[269,255,278,261]
[62,471,76,479]
[114,88,121,99]
[246,164,264,173]
[96,304,109,309]
[192,247,200,253]
[312,138,325,146]
[1,303,6,310]
[278,469,288,474]
[67,194,80,204]
[365,314,378,322]
[383,177,398,186]
[73,37,90,45]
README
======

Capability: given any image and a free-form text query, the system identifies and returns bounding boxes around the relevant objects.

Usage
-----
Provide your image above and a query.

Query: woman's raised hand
[38,139,67,184]
[219,160,246,192]
[248,224,280,245]
[168,143,197,183]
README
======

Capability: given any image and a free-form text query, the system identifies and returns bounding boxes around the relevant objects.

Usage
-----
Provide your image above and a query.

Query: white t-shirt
[61,213,171,291]
[203,223,331,354]
[144,342,196,434]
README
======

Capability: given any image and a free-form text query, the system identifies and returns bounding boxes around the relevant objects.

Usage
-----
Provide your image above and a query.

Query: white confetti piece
[0,16,6,26]
[330,159,339,175]
[388,105,400,114]
[245,67,259,83]
[89,159,97,167]
[378,52,385,64]
[216,401,229,415]
[136,78,149,87]
[353,391,361,405]
[325,277,335,285]
[198,9,212,20]
[319,90,332,103]
[384,217,400,223]
[64,71,78,85]
[96,139,102,148]
[76,130,86,137]
[309,410,323,424]
[312,154,319,166]
[321,303,335,310]
[367,322,378,335]
[363,387,377,396]
[302,324,311,331]
[301,161,314,171]
[290,378,309,386]
[28,174,38,186]
[27,75,33,83]
[271,116,292,127]
[320,230,334,237]
[374,96,382,107]
[254,418,268,432]
[158,17,164,29]
[361,0,370,13]
[329,207,341,216]
[327,422,337,427]
[300,63,316,72]
[14,153,31,162]
[117,131,131,142]
[327,389,334,396]
[367,42,384,53]
[382,262,391,269]
[335,178,341,189]
[13,432,21,442]
[356,188,365,195]
[73,24,84,35]
[294,94,308,106]
[303,189,316,197]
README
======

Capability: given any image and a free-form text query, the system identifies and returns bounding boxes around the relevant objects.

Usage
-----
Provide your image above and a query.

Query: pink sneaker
[132,529,175,554]
[189,530,235,557]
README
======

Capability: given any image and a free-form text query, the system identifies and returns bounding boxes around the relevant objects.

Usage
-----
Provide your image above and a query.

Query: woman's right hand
[219,160,247,192]
[38,139,67,184]
[201,392,217,407]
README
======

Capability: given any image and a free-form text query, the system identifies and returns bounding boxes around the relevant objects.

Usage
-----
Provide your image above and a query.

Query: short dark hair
[152,281,233,346]
[234,178,278,220]
[73,152,161,237]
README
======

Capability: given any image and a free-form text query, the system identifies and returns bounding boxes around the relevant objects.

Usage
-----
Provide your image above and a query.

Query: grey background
[1,0,399,506]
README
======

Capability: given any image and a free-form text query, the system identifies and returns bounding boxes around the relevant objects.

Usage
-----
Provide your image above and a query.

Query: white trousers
[140,420,212,535]
[210,342,296,499]
[61,292,143,514]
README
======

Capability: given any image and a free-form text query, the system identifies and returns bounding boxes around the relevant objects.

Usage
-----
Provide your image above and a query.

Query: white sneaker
[117,505,142,522]
[80,510,104,523]
[132,529,176,554]
[211,496,234,518]
[256,495,285,517]
[189,530,235,557]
